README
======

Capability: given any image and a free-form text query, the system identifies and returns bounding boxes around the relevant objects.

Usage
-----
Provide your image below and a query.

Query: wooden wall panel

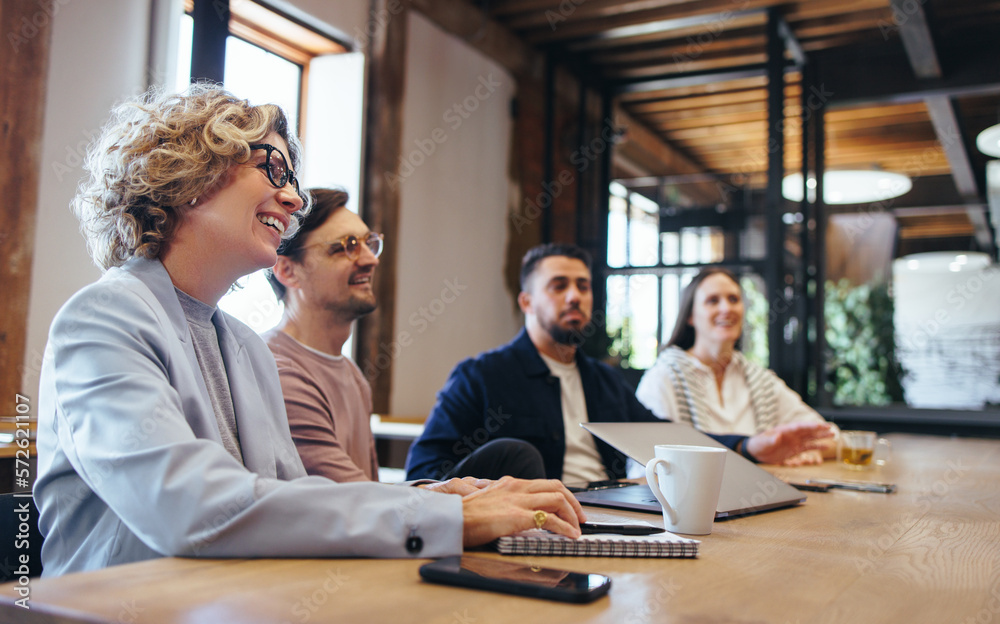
[1,1,52,406]
[356,0,408,414]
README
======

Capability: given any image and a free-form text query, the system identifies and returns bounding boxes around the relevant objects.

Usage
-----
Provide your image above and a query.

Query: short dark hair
[520,243,593,291]
[665,267,742,350]
[266,187,349,301]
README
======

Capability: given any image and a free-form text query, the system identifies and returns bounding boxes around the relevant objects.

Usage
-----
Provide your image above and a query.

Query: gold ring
[533,510,547,530]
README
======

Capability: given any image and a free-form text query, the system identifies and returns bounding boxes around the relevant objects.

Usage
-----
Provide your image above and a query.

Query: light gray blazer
[35,257,461,576]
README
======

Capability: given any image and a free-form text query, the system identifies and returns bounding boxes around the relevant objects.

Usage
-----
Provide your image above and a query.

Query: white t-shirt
[539,353,608,484]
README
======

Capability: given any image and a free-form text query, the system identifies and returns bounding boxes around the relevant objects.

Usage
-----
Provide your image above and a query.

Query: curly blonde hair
[73,84,307,270]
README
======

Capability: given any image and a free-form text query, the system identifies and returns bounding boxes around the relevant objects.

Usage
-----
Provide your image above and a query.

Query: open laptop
[574,422,806,519]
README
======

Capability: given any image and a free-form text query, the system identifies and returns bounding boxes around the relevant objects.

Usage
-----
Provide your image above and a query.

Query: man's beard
[329,296,377,324]
[547,318,590,347]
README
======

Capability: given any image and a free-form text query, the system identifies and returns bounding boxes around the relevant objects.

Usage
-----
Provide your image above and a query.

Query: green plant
[606,316,634,367]
[740,275,769,369]
[824,279,905,405]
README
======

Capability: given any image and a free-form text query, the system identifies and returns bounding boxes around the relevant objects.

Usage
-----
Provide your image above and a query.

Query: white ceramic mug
[645,444,727,535]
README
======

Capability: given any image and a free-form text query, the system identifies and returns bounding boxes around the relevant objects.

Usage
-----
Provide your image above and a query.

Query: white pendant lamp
[976,124,1000,157]
[782,170,912,205]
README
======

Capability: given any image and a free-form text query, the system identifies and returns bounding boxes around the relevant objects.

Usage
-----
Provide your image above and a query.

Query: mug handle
[645,458,678,526]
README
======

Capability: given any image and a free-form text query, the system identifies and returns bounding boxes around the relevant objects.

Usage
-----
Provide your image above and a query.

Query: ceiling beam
[964,205,994,249]
[567,7,768,50]
[924,96,977,196]
[614,63,768,95]
[412,0,715,194]
[889,0,990,249]
[820,45,1000,109]
[890,0,941,80]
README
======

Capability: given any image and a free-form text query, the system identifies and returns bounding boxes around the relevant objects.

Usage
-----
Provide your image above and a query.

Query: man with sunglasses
[264,188,386,482]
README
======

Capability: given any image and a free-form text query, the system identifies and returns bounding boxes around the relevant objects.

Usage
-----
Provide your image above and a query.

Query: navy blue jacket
[405,329,745,481]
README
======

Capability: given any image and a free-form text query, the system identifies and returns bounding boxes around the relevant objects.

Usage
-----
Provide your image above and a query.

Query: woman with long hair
[636,268,837,465]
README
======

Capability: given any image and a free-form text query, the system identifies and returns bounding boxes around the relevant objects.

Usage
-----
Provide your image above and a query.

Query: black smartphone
[419,556,611,603]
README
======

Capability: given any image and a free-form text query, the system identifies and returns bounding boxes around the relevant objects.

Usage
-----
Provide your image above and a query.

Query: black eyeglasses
[249,143,304,202]
[304,232,384,261]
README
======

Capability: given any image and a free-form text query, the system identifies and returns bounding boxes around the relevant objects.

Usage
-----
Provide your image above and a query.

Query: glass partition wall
[605,179,774,378]
[607,176,1000,422]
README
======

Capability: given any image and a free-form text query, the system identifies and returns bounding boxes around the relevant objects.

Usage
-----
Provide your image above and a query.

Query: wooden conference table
[2,433,998,623]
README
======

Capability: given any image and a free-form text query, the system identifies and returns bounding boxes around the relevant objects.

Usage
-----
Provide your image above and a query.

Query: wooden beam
[1,1,52,409]
[512,0,890,44]
[613,64,771,96]
[576,17,764,54]
[356,0,408,414]
[610,52,769,79]
[623,84,771,111]
[568,7,768,49]
[492,0,700,20]
[412,0,718,202]
[614,109,720,204]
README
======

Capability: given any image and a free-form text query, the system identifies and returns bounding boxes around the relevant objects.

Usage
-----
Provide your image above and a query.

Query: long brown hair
[664,267,742,350]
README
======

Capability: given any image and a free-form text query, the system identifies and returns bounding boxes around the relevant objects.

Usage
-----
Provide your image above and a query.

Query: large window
[171,1,364,339]
[605,181,769,371]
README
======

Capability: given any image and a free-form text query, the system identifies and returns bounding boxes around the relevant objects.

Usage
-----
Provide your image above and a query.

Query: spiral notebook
[494,529,699,558]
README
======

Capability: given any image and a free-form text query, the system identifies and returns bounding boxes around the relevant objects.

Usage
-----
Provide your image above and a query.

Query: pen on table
[579,523,664,536]
[805,479,897,493]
